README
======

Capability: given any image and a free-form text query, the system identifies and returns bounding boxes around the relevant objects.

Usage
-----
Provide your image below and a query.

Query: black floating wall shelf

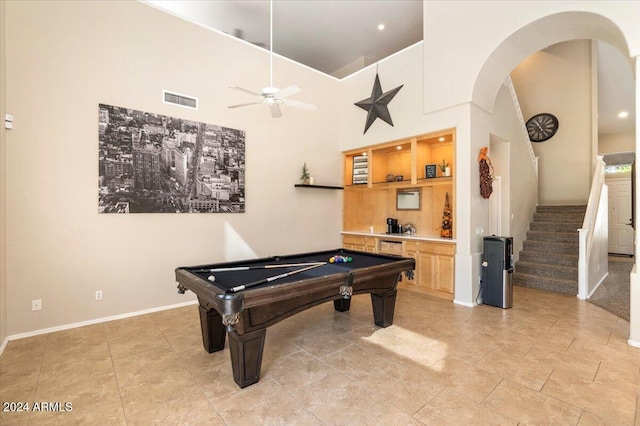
[294,184,344,190]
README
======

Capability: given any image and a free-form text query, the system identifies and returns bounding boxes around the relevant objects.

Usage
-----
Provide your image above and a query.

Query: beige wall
[424,2,640,115]
[4,1,341,336]
[421,2,638,313]
[338,46,537,304]
[599,130,635,154]
[511,40,593,205]
[490,82,539,261]
[4,1,639,340]
[1,0,8,348]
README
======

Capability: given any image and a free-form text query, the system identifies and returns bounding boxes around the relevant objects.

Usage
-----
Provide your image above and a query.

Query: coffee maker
[386,218,402,234]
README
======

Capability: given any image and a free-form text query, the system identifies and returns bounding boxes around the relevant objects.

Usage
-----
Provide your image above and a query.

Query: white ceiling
[147,0,423,78]
[597,41,635,136]
[147,0,634,137]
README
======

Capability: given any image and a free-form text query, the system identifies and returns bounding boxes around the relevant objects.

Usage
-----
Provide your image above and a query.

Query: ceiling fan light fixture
[226,0,318,118]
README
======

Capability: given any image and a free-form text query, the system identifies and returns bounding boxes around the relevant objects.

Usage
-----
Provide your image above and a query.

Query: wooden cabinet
[342,129,456,300]
[378,240,403,256]
[403,241,419,287]
[402,241,454,299]
[342,234,455,300]
[342,234,376,253]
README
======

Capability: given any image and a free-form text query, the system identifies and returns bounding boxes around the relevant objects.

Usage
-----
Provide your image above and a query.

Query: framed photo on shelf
[353,155,368,184]
[425,164,437,179]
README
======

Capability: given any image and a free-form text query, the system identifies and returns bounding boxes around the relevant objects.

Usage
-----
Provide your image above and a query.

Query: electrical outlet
[32,299,42,311]
[5,113,13,129]
[95,290,103,301]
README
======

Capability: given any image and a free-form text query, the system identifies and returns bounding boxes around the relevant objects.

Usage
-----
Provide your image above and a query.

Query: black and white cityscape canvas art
[99,104,245,213]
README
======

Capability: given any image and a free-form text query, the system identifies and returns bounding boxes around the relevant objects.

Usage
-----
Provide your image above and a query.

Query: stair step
[530,221,582,233]
[533,212,585,223]
[515,261,578,281]
[517,251,578,267]
[513,204,584,297]
[512,272,577,295]
[523,240,579,255]
[537,205,587,214]
[526,230,578,243]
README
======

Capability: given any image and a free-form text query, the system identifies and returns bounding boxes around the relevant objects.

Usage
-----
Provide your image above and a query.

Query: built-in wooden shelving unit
[341,128,457,299]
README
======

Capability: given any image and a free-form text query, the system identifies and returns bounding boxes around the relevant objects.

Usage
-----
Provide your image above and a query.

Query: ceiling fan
[227,1,318,118]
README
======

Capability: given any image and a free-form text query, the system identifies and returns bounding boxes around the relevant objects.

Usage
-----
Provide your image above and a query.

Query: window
[603,152,634,175]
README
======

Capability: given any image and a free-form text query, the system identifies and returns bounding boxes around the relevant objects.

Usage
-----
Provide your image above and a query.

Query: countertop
[341,231,456,243]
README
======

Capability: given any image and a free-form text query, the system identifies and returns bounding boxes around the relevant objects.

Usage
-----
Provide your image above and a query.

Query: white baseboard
[628,338,640,348]
[586,272,609,299]
[453,299,475,307]
[0,336,8,355]
[0,299,198,355]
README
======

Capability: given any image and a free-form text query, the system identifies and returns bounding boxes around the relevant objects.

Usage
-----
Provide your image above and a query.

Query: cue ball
[208,275,216,282]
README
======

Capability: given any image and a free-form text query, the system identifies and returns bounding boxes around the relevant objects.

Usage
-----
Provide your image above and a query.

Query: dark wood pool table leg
[227,328,267,388]
[371,289,397,327]
[198,305,226,353]
[333,298,351,312]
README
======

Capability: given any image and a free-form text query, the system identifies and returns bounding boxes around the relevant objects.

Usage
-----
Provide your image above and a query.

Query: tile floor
[1,286,639,425]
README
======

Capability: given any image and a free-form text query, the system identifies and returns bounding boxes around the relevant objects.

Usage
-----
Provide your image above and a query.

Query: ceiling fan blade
[284,99,319,111]
[275,85,301,99]
[270,103,283,118]
[228,100,263,109]
[229,86,262,97]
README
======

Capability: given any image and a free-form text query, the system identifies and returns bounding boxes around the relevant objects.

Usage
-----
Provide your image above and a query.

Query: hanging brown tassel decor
[478,147,494,199]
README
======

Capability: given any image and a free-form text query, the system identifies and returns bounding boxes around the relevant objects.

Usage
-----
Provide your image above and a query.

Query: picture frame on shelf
[425,164,437,179]
[352,155,368,184]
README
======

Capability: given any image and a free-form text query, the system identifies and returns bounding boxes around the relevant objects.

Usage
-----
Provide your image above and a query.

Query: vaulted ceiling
[148,1,634,137]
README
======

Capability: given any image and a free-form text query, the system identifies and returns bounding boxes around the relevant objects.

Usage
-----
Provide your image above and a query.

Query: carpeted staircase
[513,205,586,295]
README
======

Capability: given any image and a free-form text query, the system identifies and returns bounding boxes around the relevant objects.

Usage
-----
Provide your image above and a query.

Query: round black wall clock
[526,113,559,142]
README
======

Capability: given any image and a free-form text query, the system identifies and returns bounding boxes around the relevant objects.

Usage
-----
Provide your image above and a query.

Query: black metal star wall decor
[354,73,403,134]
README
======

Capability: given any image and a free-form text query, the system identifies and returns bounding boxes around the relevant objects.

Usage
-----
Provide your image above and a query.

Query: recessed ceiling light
[439,137,445,142]
[618,111,629,118]
[396,146,402,150]
[378,24,385,31]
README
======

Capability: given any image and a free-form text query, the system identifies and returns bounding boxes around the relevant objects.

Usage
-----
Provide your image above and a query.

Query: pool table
[175,248,415,388]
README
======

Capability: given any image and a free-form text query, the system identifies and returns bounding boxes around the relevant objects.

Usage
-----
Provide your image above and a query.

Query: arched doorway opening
[470,10,637,343]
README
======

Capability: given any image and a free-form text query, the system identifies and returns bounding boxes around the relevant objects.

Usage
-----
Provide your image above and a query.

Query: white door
[608,178,634,255]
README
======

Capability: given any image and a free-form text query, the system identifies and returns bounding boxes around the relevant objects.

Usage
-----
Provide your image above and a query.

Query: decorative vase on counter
[404,223,416,236]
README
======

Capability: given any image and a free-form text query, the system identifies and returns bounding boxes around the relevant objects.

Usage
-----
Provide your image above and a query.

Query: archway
[470,10,637,346]
[472,11,630,114]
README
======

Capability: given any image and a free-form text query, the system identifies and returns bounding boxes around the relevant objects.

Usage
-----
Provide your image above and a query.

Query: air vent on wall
[162,90,198,110]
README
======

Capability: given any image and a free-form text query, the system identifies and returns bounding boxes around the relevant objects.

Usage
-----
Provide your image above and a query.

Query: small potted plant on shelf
[300,163,311,185]
[439,159,450,177]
